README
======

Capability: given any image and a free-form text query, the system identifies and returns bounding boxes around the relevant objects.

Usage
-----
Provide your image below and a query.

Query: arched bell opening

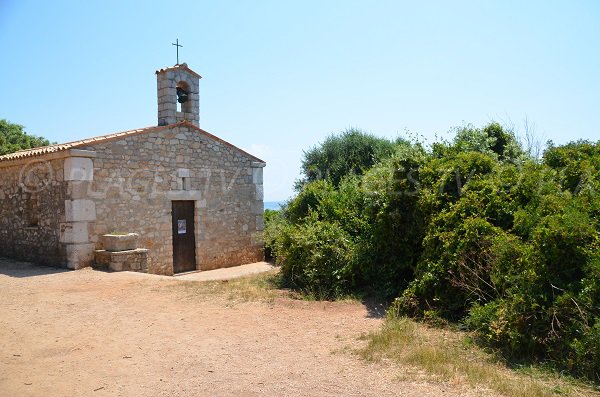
[176,81,192,114]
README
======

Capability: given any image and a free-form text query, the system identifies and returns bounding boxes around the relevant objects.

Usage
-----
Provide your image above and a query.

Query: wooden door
[172,201,196,273]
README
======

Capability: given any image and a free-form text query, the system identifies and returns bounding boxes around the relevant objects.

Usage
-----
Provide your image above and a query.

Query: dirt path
[0,259,494,397]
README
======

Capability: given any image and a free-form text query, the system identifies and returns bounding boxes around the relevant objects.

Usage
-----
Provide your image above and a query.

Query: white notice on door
[177,219,186,234]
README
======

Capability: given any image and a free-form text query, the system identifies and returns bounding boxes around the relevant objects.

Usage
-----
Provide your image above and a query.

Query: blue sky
[1,1,599,201]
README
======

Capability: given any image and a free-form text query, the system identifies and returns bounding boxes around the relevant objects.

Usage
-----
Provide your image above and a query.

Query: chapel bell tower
[156,63,201,127]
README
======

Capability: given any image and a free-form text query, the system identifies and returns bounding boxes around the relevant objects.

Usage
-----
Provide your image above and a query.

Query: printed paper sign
[177,219,186,234]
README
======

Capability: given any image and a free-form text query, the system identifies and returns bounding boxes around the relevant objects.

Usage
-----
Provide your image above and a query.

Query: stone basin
[101,233,139,252]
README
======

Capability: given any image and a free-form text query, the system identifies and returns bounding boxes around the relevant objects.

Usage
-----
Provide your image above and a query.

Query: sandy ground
[0,258,496,397]
[175,262,276,282]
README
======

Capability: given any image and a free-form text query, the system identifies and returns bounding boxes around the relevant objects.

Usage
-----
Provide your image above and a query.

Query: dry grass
[360,317,599,397]
[168,270,284,304]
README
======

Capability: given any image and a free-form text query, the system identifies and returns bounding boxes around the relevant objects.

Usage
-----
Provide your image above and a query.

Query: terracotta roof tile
[0,125,162,162]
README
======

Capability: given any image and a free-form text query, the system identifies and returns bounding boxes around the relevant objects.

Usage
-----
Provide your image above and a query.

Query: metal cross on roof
[172,39,183,65]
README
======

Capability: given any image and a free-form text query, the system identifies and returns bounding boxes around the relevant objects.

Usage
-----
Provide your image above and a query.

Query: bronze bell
[176,87,189,103]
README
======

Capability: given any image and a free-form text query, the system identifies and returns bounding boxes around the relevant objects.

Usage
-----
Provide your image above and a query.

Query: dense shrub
[355,144,429,297]
[269,177,372,298]
[544,140,600,193]
[264,123,600,382]
[298,128,402,187]
[276,215,355,299]
[263,209,283,261]
[392,139,600,381]
[434,122,527,164]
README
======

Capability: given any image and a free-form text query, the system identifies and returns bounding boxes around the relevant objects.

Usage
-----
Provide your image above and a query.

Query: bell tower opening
[156,63,201,127]
[176,81,191,114]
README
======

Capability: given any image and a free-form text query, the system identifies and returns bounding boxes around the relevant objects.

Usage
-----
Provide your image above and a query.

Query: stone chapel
[0,63,265,275]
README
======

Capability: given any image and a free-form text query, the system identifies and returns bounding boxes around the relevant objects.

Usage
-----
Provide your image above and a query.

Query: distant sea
[264,201,284,211]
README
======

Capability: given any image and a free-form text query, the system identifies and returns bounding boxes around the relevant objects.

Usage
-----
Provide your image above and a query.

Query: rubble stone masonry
[0,153,97,268]
[84,124,264,275]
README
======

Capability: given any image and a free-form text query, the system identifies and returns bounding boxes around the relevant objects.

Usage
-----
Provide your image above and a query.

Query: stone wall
[0,151,99,269]
[0,158,68,265]
[0,124,265,274]
[84,123,264,275]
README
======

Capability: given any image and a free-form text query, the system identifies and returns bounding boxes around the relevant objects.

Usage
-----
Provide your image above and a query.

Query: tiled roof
[0,125,164,162]
[0,122,264,164]
[155,63,202,79]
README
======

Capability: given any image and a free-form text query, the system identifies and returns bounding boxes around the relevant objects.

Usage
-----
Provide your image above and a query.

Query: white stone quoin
[64,157,94,181]
[59,222,89,244]
[65,243,95,270]
[65,199,96,222]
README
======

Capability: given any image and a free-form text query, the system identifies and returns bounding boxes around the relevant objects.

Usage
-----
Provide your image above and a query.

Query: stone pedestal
[94,232,148,273]
[94,248,149,272]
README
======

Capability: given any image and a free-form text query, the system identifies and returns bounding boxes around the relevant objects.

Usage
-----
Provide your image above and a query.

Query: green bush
[571,320,600,381]
[434,122,527,164]
[284,179,334,224]
[298,128,401,187]
[267,122,600,383]
[264,209,284,261]
[544,140,600,193]
[276,215,354,299]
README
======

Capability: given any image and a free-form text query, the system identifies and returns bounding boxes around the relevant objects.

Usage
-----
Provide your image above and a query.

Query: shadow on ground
[362,298,388,319]
[0,257,69,278]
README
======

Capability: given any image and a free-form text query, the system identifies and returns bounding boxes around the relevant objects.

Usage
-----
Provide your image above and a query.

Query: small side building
[0,63,265,275]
